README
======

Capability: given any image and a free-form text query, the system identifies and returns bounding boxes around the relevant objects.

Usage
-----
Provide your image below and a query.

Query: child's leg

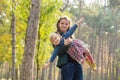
[83,50,97,71]
[83,50,94,63]
[85,56,91,66]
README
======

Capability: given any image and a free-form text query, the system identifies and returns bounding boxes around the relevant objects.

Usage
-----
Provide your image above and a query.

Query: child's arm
[49,46,61,62]
[64,17,84,39]
[43,62,52,69]
[43,46,60,68]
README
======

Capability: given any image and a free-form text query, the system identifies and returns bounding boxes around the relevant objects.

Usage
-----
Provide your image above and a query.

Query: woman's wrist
[76,17,84,25]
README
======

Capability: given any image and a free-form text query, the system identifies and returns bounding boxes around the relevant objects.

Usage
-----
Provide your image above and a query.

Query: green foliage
[109,0,120,8]
[37,0,63,67]
[1,0,119,69]
[0,33,11,63]
[14,0,31,67]
[37,0,74,67]
[0,0,11,28]
[0,0,12,64]
[115,49,120,66]
[67,1,120,37]
[0,0,73,68]
[0,0,31,67]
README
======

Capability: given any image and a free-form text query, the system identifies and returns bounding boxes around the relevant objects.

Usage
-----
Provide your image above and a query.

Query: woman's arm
[76,17,84,25]
[64,17,84,39]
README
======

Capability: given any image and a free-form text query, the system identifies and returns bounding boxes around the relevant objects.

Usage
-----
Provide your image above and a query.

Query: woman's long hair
[56,16,71,33]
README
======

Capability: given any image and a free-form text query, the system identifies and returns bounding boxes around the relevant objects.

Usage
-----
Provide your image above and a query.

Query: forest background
[0,0,120,80]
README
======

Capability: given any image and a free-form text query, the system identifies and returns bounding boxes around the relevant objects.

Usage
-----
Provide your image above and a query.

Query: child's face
[51,34,61,46]
[58,19,70,33]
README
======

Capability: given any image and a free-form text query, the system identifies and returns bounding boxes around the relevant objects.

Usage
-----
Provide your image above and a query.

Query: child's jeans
[61,61,83,80]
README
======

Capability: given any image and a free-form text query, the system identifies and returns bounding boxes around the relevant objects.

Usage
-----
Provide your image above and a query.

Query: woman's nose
[63,24,66,26]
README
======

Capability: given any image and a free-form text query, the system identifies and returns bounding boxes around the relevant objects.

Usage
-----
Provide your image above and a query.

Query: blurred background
[0,0,120,80]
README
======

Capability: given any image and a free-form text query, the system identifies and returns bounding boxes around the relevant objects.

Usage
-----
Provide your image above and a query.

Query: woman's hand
[76,17,85,25]
[64,38,73,45]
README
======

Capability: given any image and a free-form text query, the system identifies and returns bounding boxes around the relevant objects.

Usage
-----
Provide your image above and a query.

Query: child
[44,17,96,71]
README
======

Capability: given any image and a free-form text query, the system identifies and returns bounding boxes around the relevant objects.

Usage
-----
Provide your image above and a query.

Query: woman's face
[58,19,70,33]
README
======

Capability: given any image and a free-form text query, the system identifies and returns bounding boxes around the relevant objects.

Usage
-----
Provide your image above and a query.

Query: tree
[11,0,16,80]
[20,0,40,80]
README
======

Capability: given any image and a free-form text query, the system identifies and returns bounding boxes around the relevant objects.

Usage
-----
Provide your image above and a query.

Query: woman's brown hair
[56,16,71,32]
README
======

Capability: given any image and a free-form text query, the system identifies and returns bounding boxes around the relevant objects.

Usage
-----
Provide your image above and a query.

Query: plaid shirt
[67,39,88,64]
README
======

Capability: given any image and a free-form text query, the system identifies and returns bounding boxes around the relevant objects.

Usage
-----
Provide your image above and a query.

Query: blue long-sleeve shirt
[49,24,78,62]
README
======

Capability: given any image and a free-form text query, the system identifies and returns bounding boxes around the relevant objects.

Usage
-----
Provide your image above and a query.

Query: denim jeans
[61,62,83,80]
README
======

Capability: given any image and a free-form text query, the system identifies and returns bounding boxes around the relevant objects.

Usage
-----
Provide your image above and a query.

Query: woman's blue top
[49,24,78,62]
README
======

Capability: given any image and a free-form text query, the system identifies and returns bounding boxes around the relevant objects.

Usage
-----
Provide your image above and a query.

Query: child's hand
[76,17,85,25]
[43,62,51,69]
[64,38,73,45]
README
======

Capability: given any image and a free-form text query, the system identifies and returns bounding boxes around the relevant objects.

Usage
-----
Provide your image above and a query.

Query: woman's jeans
[61,62,83,80]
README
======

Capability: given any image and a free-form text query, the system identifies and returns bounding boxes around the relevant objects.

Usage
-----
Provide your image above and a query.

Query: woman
[44,16,84,80]
[56,16,83,80]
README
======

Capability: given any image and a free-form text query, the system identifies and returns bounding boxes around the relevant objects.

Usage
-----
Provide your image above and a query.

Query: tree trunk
[36,59,39,80]
[115,54,119,80]
[95,31,101,80]
[41,68,46,80]
[20,0,40,80]
[57,70,61,80]
[48,64,52,80]
[60,0,69,12]
[104,37,108,80]
[11,0,16,79]
[114,19,119,80]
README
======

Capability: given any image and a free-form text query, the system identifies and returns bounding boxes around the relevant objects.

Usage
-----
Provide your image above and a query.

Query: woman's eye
[55,37,57,40]
[66,23,68,25]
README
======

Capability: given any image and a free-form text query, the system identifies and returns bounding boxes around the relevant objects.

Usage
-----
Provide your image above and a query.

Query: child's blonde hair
[50,32,61,44]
